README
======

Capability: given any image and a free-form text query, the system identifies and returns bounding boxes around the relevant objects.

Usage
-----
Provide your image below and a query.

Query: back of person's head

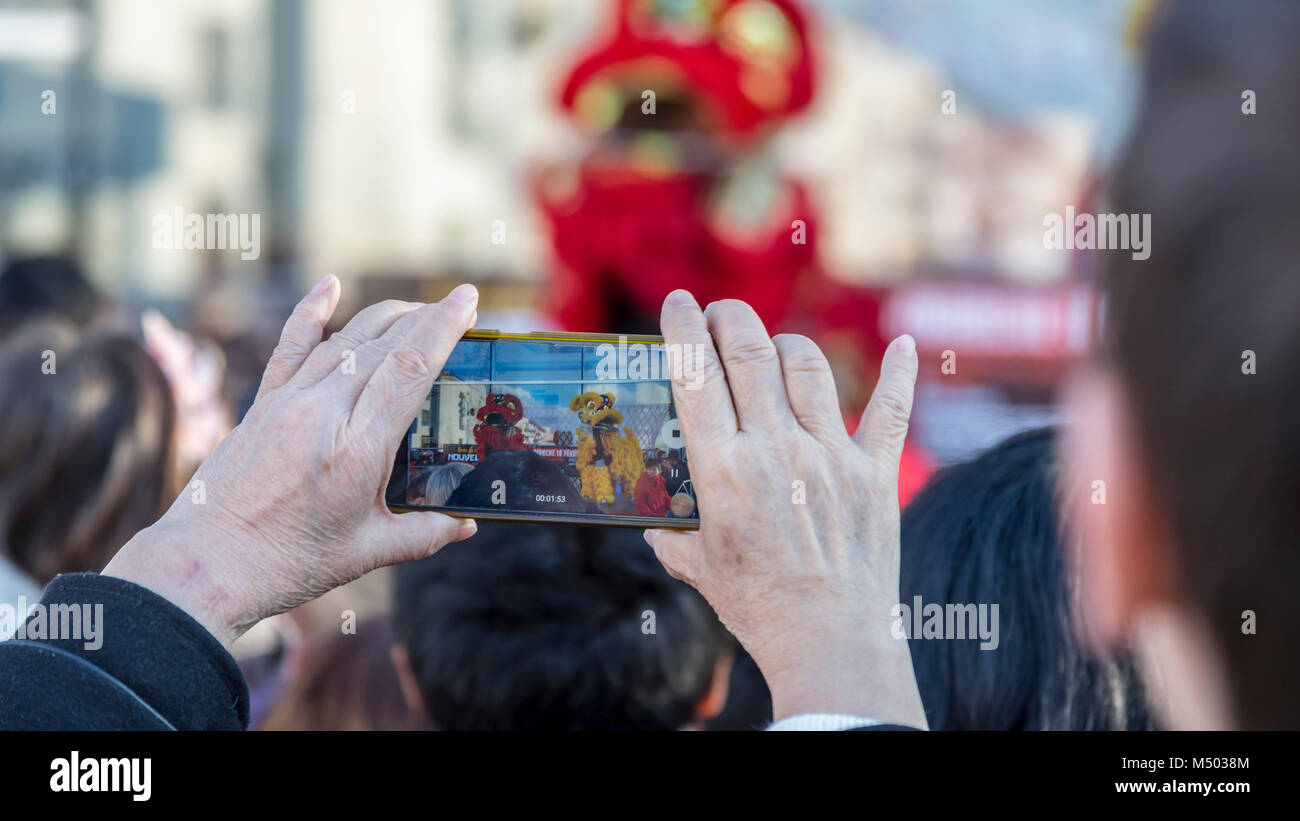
[258,617,429,731]
[392,521,730,730]
[423,461,474,507]
[901,428,1153,730]
[0,320,175,583]
[699,641,773,731]
[1096,0,1300,728]
[0,256,104,337]
[445,450,594,514]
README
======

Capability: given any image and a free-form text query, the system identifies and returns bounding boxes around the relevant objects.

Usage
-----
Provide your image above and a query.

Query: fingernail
[458,518,477,539]
[643,530,656,548]
[665,289,697,308]
[310,274,337,297]
[446,283,479,307]
[894,334,916,356]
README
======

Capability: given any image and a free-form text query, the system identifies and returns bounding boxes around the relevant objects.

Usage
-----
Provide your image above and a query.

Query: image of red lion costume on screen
[570,391,643,505]
[473,393,526,463]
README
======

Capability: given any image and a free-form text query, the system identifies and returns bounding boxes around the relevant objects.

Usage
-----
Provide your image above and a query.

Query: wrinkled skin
[646,291,927,727]
[105,277,480,646]
[104,280,927,728]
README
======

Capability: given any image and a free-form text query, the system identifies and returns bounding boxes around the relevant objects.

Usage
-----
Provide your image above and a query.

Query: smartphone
[386,330,699,529]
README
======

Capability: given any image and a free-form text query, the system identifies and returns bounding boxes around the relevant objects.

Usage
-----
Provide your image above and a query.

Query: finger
[255,274,341,401]
[644,528,701,588]
[350,284,479,433]
[659,289,737,445]
[704,300,792,432]
[289,298,424,390]
[318,297,470,406]
[853,334,918,471]
[772,334,844,440]
[371,511,478,565]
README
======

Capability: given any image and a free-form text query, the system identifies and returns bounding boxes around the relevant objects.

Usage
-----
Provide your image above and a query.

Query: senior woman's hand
[103,275,479,647]
[646,290,927,727]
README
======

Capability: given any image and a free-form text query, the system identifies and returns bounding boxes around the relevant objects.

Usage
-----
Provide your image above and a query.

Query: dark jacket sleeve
[0,573,250,730]
[847,724,922,730]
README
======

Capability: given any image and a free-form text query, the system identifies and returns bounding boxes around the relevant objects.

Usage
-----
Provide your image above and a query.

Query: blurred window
[202,25,230,110]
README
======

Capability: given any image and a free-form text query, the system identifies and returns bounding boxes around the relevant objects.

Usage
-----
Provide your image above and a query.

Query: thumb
[853,334,918,471]
[373,512,478,565]
[645,528,701,588]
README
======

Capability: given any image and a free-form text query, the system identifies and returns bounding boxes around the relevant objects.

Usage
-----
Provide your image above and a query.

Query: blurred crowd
[0,250,1153,729]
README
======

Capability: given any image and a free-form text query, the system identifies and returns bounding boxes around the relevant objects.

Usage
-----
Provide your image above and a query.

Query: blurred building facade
[0,0,1137,462]
[1,0,1128,295]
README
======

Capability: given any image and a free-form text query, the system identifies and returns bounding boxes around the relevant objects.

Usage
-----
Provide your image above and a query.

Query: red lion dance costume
[536,0,828,334]
[536,0,931,502]
[472,393,526,463]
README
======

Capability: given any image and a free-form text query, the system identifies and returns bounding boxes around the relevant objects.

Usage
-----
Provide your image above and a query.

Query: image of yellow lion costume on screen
[570,391,643,505]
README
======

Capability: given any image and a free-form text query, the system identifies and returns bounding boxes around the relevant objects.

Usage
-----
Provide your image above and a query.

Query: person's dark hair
[1102,0,1300,728]
[0,321,175,583]
[445,450,595,513]
[392,521,727,730]
[258,617,429,731]
[0,256,104,336]
[901,428,1153,730]
[700,641,772,731]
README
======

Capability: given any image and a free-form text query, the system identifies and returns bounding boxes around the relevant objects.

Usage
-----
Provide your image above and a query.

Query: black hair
[0,256,104,336]
[900,428,1153,730]
[392,521,727,730]
[699,641,772,731]
[445,450,594,514]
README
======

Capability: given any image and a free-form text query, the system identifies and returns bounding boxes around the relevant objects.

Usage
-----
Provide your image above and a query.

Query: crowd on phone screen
[406,440,695,520]
[1,0,1298,731]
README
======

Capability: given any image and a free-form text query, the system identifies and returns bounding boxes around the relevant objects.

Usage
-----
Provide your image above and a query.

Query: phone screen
[387,333,698,528]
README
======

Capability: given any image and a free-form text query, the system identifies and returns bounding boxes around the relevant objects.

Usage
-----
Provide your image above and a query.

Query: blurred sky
[828,0,1137,156]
